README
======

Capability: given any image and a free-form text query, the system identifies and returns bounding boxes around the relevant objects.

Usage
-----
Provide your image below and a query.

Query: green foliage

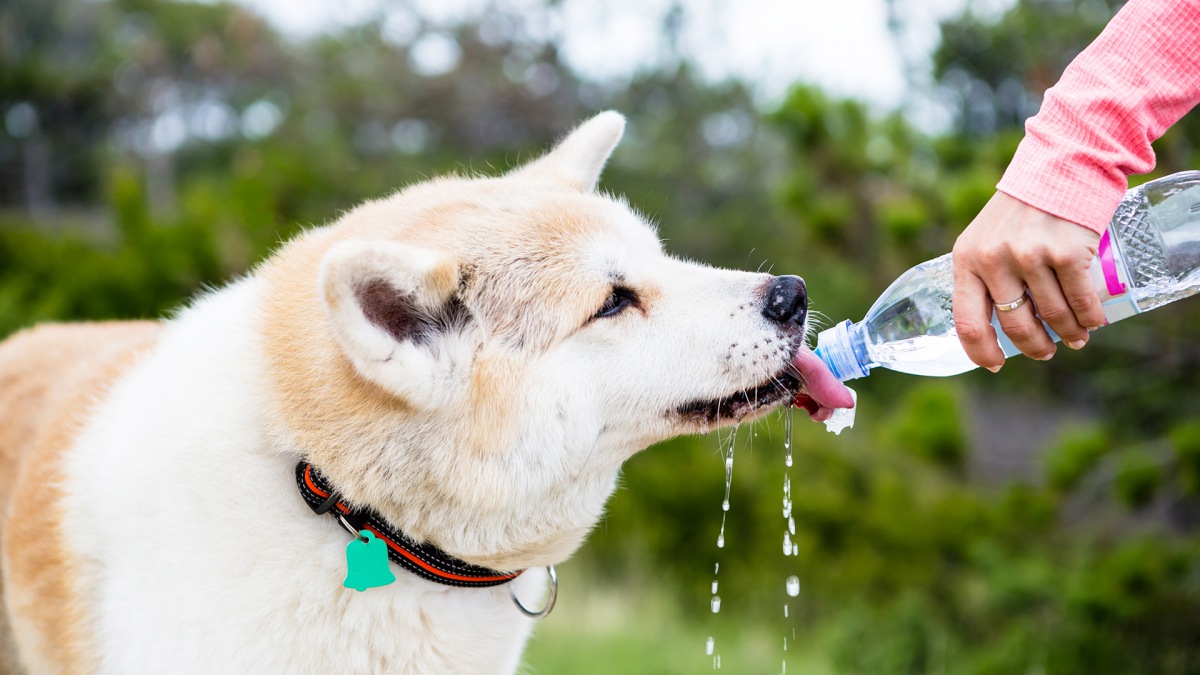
[1115,448,1163,510]
[885,382,966,469]
[1170,421,1200,496]
[942,168,1000,230]
[875,191,929,248]
[933,0,1123,135]
[1045,423,1110,491]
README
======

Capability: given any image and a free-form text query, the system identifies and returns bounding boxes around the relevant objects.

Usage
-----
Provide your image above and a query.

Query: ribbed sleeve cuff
[996,133,1128,235]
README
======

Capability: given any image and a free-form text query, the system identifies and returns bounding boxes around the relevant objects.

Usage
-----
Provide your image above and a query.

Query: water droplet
[711,595,721,613]
[784,603,788,618]
[785,575,800,597]
[788,515,795,535]
[711,580,718,594]
[721,431,737,517]
[716,533,724,548]
[714,563,719,575]
[783,532,792,556]
[782,660,787,673]
[721,499,730,512]
[706,636,714,656]
[785,452,793,467]
[784,637,788,651]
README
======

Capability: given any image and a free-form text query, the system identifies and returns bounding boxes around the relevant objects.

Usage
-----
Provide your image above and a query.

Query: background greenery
[3,0,1199,672]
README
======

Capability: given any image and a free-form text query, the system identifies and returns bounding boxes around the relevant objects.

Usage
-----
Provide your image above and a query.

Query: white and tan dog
[0,111,852,674]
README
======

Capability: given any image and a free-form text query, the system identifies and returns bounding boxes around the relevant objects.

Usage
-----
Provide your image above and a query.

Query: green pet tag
[344,530,396,592]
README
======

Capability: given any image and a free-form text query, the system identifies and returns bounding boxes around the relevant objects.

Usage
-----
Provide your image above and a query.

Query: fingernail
[986,365,1001,373]
[1036,351,1055,361]
[1085,326,1101,332]
[1066,339,1087,350]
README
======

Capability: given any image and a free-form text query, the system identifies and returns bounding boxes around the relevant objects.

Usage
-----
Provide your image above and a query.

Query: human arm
[952,0,1200,369]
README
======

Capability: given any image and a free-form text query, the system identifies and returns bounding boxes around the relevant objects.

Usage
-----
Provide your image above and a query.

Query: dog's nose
[763,276,807,327]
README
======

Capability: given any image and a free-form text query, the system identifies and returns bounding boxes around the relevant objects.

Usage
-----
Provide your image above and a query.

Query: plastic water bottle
[816,171,1200,381]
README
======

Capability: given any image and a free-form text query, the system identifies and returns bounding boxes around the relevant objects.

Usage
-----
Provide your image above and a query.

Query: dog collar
[295,462,523,589]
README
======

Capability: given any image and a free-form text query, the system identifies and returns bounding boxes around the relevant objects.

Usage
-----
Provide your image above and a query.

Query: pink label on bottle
[1098,230,1127,297]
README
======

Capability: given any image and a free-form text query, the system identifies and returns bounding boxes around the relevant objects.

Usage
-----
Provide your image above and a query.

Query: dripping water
[707,426,738,667]
[784,408,793,467]
[781,410,797,673]
[786,575,800,597]
[721,428,737,517]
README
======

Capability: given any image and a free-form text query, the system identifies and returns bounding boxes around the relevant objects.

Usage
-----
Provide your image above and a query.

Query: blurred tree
[933,0,1124,136]
[0,0,115,209]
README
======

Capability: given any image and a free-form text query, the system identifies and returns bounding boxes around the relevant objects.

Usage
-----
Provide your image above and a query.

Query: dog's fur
[0,112,809,673]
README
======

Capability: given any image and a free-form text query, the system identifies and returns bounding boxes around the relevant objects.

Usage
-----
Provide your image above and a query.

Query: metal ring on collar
[993,292,1028,312]
[511,565,557,619]
[336,514,368,542]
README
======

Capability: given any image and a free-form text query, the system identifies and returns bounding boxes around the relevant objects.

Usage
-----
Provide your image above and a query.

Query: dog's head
[259,112,851,569]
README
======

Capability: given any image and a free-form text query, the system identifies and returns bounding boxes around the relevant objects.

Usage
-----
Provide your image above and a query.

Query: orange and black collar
[295,462,522,588]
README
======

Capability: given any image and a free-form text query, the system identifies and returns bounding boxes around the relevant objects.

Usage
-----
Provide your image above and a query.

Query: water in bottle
[815,171,1200,381]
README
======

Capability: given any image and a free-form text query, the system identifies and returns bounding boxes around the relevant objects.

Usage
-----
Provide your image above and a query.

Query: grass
[520,562,838,674]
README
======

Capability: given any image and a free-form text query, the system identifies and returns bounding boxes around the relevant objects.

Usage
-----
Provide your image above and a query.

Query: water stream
[708,426,739,668]
[781,410,796,674]
[704,411,802,672]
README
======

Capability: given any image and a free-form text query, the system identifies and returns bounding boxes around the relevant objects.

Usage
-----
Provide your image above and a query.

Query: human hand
[951,191,1105,371]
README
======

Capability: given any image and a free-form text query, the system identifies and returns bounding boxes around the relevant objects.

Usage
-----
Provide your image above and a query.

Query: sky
[229,0,1014,120]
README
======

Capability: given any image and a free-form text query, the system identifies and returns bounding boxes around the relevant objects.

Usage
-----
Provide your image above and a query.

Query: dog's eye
[593,288,636,319]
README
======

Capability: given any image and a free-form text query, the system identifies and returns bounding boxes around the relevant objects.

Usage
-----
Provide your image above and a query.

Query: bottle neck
[815,319,874,381]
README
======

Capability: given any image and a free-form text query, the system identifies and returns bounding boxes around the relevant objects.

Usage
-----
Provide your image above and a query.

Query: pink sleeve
[996,0,1200,234]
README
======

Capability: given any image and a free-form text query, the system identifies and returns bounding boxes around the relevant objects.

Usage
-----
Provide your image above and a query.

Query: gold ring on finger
[993,293,1027,312]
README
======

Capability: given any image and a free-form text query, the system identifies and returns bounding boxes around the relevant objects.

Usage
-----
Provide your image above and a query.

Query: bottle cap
[815,320,869,381]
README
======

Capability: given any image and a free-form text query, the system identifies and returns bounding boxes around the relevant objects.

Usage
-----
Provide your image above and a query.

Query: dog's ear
[514,110,625,192]
[319,240,471,408]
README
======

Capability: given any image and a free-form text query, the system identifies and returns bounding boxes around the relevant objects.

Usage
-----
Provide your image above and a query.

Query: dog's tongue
[790,346,855,422]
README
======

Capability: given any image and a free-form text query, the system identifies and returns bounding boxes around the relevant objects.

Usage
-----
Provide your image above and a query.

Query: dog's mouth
[675,370,802,426]
[674,346,855,427]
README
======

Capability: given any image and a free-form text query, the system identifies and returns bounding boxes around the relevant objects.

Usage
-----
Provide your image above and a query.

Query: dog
[0,111,853,674]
